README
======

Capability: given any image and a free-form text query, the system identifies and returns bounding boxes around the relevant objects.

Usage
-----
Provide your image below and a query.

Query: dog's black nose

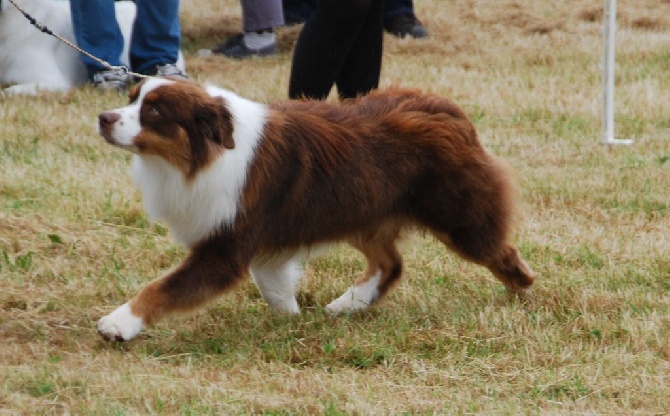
[98,112,121,126]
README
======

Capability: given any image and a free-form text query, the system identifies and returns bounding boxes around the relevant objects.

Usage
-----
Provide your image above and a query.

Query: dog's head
[98,78,235,177]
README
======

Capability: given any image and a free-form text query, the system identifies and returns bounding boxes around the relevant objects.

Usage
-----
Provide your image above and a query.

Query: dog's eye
[147,106,160,116]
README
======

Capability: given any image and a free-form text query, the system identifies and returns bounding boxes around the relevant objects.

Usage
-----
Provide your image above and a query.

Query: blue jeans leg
[131,0,181,75]
[70,0,125,77]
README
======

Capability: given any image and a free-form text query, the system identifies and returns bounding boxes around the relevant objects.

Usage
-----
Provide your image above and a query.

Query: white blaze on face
[98,78,175,149]
[105,104,142,148]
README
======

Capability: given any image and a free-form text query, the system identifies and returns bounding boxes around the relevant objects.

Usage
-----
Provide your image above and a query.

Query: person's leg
[335,0,383,99]
[383,0,413,21]
[242,0,284,32]
[130,0,181,74]
[212,0,283,59]
[282,0,317,25]
[69,0,125,77]
[288,0,375,100]
[383,0,428,39]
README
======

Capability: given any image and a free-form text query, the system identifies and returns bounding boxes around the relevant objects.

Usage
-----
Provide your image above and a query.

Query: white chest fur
[131,89,267,247]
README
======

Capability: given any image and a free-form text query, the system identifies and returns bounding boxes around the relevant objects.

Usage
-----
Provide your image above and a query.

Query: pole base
[602,138,633,145]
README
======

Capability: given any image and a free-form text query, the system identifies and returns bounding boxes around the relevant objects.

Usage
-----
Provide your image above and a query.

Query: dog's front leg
[97,241,249,342]
[249,257,304,314]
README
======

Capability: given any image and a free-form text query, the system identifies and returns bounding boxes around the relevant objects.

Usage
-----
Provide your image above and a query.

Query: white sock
[243,31,276,50]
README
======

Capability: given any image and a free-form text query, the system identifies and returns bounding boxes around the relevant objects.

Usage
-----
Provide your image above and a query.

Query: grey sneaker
[212,34,278,59]
[91,69,131,90]
[151,63,188,80]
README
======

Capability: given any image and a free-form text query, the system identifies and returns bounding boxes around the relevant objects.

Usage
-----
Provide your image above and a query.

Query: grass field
[1,0,669,414]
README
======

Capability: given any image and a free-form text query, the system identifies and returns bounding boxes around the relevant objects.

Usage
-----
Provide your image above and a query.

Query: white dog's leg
[250,257,303,314]
[2,82,40,96]
[326,270,382,314]
[2,78,73,95]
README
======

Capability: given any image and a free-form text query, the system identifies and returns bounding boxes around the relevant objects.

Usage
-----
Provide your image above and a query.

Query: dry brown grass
[1,0,669,414]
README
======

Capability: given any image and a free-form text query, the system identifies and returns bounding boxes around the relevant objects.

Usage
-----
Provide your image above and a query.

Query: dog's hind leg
[421,157,535,294]
[326,230,403,314]
[250,256,303,314]
[432,228,536,294]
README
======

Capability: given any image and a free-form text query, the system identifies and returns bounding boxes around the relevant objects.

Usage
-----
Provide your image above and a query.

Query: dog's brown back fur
[235,88,534,297]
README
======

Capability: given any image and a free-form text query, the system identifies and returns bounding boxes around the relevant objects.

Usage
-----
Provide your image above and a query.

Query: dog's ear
[194,96,235,149]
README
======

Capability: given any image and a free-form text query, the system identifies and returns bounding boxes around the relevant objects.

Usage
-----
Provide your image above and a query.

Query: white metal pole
[602,0,632,145]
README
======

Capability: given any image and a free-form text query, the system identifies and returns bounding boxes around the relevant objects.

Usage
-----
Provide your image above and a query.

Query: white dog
[0,0,181,95]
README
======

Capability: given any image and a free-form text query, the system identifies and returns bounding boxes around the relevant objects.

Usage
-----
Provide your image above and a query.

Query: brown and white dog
[96,78,536,342]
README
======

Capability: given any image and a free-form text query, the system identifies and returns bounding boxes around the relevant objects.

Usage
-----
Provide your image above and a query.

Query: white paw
[326,271,381,314]
[250,257,303,315]
[266,297,301,315]
[97,302,144,342]
[326,287,372,314]
[2,83,39,96]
